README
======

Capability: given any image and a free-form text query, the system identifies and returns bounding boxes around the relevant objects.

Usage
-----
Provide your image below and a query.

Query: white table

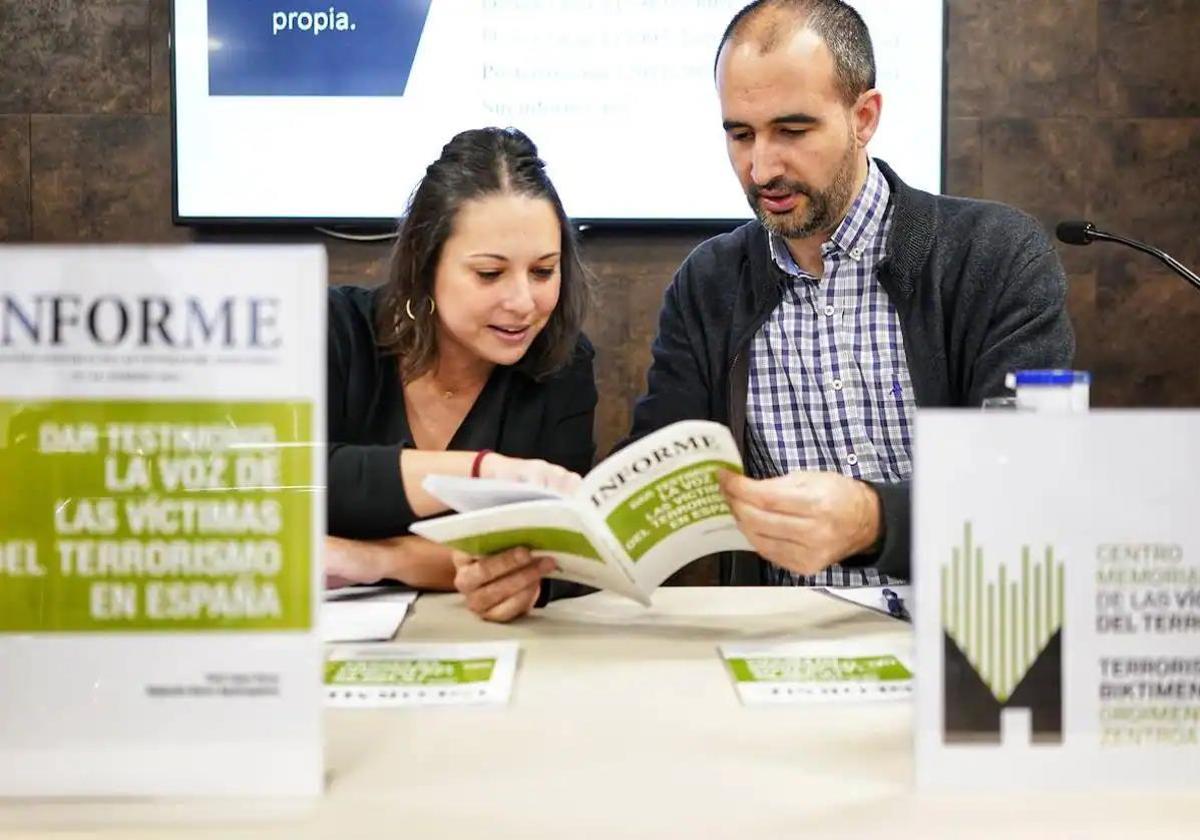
[3,588,1198,838]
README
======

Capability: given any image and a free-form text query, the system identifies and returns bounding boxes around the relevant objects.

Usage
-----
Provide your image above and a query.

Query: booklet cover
[0,245,325,797]
[719,640,914,705]
[325,642,519,707]
[411,420,753,605]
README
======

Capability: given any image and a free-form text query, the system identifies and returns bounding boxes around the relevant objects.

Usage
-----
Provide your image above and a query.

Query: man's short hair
[715,0,877,105]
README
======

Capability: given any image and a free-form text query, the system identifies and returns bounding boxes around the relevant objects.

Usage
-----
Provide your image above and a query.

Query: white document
[325,642,519,708]
[321,588,418,643]
[413,420,753,606]
[819,585,912,620]
[719,640,914,705]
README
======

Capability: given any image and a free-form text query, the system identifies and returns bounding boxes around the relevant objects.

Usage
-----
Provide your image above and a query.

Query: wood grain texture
[31,115,185,242]
[0,115,31,241]
[0,0,150,114]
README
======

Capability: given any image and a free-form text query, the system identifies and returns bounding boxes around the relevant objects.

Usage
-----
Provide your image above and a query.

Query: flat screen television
[171,0,945,226]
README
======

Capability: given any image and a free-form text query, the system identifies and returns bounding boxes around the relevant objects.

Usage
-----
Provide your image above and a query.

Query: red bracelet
[470,449,493,479]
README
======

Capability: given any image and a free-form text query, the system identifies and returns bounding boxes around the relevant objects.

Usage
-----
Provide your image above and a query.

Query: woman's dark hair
[376,126,591,382]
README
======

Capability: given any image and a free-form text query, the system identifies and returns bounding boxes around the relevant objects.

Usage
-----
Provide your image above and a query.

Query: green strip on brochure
[325,658,496,686]
[605,459,742,562]
[727,655,913,683]
[0,400,314,632]
[443,527,604,563]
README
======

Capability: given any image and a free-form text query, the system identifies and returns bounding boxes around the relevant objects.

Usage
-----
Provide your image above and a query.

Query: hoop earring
[405,297,435,320]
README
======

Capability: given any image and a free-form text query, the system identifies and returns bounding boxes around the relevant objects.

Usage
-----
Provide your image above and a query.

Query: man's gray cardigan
[625,159,1075,583]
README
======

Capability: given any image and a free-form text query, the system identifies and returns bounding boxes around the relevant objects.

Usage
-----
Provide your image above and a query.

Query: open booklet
[410,420,753,605]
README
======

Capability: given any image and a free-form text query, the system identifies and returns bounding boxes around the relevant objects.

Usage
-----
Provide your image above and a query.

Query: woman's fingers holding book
[454,546,532,589]
[478,455,582,495]
[454,547,555,622]
[465,561,547,621]
[480,582,543,623]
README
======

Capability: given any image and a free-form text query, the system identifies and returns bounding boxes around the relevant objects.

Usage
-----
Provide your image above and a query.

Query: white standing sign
[915,411,1200,790]
[0,246,325,797]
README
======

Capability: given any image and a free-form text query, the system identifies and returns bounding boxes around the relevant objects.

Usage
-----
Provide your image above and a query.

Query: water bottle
[1000,369,1090,414]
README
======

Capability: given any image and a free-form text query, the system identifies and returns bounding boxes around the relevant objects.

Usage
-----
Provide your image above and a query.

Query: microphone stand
[1086,229,1200,293]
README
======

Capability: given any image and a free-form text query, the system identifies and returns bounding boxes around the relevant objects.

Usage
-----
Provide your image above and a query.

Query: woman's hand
[324,535,458,591]
[477,453,582,495]
[400,450,581,517]
[452,547,556,623]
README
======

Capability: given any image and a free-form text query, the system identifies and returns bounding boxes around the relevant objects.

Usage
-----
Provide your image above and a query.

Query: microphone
[1056,220,1200,292]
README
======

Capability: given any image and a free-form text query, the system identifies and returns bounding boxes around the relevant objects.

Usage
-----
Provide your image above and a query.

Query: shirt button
[846,453,859,466]
[831,378,843,391]
[824,305,836,317]
[850,245,865,259]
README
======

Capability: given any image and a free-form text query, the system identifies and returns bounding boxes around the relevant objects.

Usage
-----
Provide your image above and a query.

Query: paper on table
[324,585,419,604]
[320,587,418,643]
[719,639,913,705]
[818,585,912,620]
[324,642,519,707]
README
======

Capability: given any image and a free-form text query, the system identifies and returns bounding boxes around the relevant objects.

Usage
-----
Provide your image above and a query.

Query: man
[457,0,1073,618]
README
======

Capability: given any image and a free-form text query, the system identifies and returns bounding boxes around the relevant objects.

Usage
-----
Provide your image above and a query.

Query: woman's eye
[476,270,502,281]
[532,266,557,279]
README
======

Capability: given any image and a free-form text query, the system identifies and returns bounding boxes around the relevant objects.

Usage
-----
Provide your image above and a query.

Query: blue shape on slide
[208,1,434,96]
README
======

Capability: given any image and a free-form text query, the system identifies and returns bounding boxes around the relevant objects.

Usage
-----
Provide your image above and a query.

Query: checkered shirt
[745,159,914,587]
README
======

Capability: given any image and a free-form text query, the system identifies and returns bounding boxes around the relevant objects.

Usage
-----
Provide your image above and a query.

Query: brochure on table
[720,639,913,705]
[325,642,519,707]
[0,246,325,797]
[914,411,1200,791]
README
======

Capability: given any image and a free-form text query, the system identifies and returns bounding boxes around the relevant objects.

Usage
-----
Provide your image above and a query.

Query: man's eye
[780,128,808,137]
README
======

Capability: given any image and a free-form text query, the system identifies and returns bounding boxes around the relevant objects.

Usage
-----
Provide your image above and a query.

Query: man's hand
[717,470,883,577]
[453,547,556,623]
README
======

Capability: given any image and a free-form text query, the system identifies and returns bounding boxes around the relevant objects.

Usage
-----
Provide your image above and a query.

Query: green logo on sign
[942,522,1064,743]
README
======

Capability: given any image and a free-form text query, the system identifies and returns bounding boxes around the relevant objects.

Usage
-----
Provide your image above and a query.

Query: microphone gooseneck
[1055,220,1200,292]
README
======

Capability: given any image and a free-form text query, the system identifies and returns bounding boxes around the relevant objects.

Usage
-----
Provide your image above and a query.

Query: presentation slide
[174,0,944,223]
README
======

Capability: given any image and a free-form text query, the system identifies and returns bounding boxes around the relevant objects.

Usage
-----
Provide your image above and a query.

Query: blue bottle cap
[1011,369,1091,387]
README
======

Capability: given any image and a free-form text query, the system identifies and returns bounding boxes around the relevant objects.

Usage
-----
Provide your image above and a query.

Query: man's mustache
[748,179,814,201]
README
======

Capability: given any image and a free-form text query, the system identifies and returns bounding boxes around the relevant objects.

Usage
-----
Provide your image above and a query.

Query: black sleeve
[968,231,1075,403]
[843,480,911,580]
[326,287,417,540]
[327,442,417,539]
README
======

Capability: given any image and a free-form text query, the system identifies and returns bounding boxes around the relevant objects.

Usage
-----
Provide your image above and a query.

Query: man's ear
[852,89,882,148]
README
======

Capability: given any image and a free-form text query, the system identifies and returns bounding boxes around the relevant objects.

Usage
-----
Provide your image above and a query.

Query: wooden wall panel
[0,0,1197,450]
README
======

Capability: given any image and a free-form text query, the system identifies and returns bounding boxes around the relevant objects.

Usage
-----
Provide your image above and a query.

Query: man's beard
[747,142,859,240]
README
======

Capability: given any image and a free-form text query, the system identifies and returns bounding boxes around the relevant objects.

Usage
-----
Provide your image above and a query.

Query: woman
[326,127,596,622]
